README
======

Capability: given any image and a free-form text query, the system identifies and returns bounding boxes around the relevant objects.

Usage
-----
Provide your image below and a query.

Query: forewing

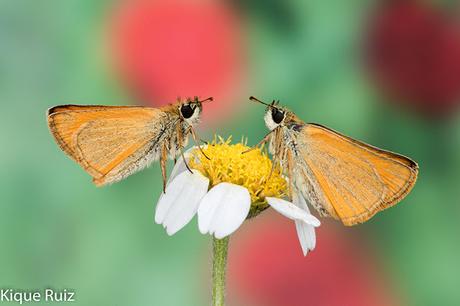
[47,105,170,185]
[294,124,418,226]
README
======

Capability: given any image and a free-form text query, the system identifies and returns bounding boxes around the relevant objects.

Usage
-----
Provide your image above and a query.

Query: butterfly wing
[293,123,418,226]
[47,105,173,186]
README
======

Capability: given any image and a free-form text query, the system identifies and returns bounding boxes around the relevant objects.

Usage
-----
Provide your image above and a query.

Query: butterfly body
[252,97,418,226]
[47,97,211,190]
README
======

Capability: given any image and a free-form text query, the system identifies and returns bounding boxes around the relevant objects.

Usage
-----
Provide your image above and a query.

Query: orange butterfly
[47,97,212,191]
[250,96,418,226]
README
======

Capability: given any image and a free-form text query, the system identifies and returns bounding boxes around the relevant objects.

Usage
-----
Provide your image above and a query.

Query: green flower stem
[212,236,229,306]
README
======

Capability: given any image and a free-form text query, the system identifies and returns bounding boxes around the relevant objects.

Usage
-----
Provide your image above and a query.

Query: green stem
[212,236,229,306]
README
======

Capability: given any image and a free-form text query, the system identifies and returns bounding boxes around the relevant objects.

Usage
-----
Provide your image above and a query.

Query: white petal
[266,197,320,227]
[168,146,198,183]
[198,183,250,239]
[292,189,311,213]
[168,145,210,183]
[295,220,316,256]
[155,170,209,235]
[293,192,316,256]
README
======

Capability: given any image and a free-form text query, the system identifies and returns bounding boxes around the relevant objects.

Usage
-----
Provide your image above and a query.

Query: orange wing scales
[47,105,169,186]
[295,124,418,226]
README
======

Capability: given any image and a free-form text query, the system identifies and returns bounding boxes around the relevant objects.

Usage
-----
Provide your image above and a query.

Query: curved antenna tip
[197,97,213,103]
[249,96,271,107]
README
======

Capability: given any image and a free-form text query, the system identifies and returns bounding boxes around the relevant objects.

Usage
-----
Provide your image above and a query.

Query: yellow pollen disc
[188,136,287,205]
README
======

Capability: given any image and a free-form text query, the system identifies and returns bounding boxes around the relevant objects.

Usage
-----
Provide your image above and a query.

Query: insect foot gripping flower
[154,136,321,255]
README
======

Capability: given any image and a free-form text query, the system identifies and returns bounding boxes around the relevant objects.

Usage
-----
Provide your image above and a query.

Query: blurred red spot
[109,0,243,122]
[228,212,401,306]
[365,0,460,117]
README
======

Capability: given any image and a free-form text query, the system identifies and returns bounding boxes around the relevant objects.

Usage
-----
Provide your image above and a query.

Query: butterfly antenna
[249,96,272,107]
[198,97,213,103]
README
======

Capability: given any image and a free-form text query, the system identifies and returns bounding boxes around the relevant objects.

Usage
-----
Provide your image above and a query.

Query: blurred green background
[1,0,460,305]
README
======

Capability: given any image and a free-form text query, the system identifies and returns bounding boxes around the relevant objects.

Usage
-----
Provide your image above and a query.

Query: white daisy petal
[169,145,210,183]
[293,192,316,256]
[168,146,198,183]
[292,189,311,213]
[266,197,320,227]
[198,183,251,239]
[295,220,316,256]
[155,170,209,235]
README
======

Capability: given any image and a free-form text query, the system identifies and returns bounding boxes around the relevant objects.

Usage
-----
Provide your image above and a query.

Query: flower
[154,137,321,255]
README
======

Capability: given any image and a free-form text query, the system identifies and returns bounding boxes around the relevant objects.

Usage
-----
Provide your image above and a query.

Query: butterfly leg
[267,154,279,181]
[190,126,210,160]
[160,144,168,193]
[286,150,294,201]
[180,147,193,174]
[242,131,272,154]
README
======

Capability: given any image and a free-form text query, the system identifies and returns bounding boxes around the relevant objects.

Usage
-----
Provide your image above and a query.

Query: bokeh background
[1,0,460,305]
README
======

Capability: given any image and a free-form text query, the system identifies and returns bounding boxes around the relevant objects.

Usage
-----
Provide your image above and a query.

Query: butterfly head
[249,96,292,131]
[179,96,213,126]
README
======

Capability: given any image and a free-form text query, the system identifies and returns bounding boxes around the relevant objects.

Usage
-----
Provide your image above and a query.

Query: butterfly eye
[180,104,195,119]
[271,108,284,124]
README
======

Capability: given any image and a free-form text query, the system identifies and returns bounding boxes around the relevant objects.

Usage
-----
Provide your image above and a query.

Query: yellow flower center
[188,136,287,207]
